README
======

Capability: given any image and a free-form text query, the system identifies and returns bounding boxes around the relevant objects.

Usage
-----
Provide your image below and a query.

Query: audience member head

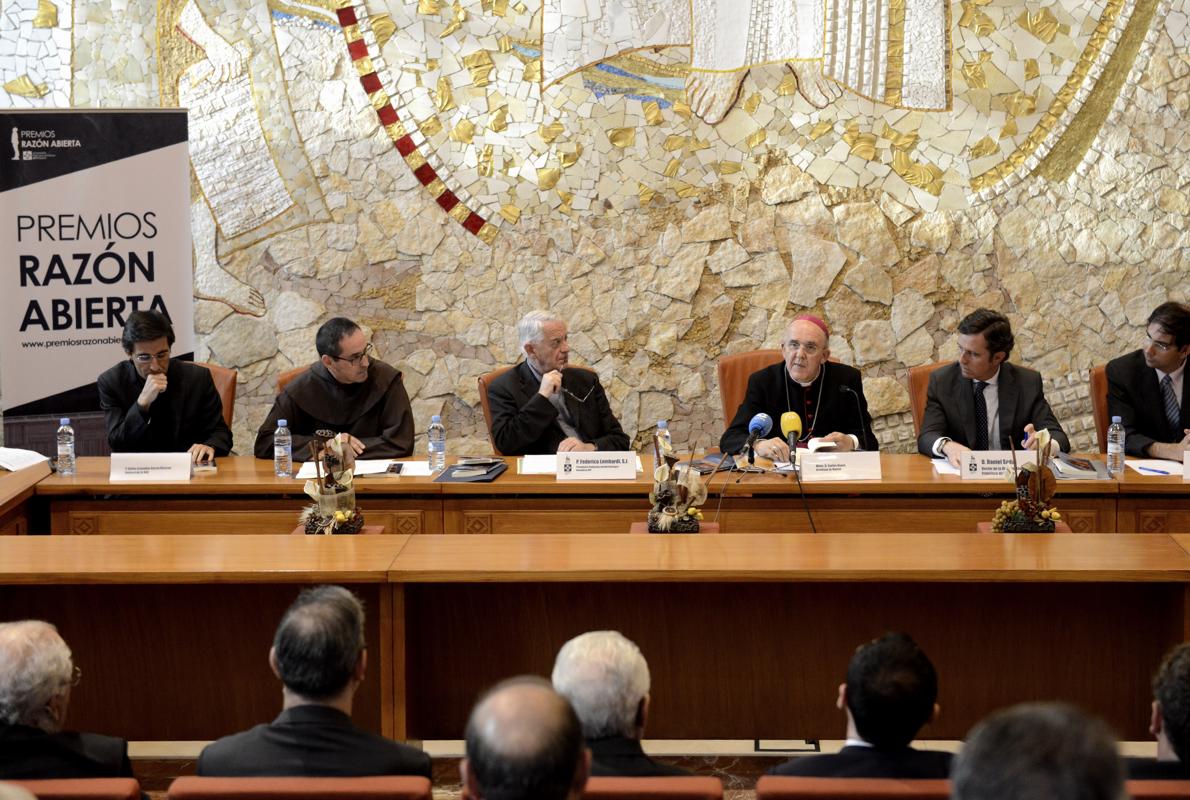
[269,585,367,705]
[1152,642,1190,762]
[121,310,175,378]
[518,310,569,373]
[552,630,651,740]
[0,783,37,800]
[956,308,1014,381]
[316,318,371,384]
[841,632,938,749]
[463,676,589,800]
[781,316,831,383]
[952,702,1125,800]
[0,621,76,734]
[1144,302,1190,373]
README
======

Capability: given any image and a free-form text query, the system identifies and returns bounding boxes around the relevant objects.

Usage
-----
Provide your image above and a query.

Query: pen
[1137,466,1171,475]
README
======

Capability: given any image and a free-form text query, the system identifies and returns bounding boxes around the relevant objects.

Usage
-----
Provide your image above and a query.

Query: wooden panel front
[402,581,1180,740]
[444,497,644,535]
[1119,497,1190,533]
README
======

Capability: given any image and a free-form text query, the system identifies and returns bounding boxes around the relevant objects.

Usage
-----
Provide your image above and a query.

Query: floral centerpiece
[646,432,708,533]
[990,429,1062,533]
[299,430,365,535]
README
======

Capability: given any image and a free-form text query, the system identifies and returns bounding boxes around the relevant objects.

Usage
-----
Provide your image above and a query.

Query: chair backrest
[1128,780,1190,798]
[756,777,950,800]
[908,360,950,437]
[194,361,238,428]
[717,349,783,427]
[583,776,723,800]
[1089,363,1109,454]
[278,364,312,395]
[167,776,432,800]
[11,779,142,800]
[477,366,515,456]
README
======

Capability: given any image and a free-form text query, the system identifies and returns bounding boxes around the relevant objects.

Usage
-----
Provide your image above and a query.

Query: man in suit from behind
[197,585,430,778]
[0,620,133,779]
[1107,302,1190,462]
[487,310,629,456]
[918,308,1070,467]
[1129,642,1190,779]
[552,631,690,778]
[769,632,951,778]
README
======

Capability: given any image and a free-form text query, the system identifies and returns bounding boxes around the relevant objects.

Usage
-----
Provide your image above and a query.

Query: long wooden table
[3,533,1190,744]
[0,461,51,535]
[30,454,1183,535]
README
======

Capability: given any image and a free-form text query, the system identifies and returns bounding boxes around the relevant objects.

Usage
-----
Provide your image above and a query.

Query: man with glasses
[1107,302,1190,462]
[254,317,413,460]
[487,310,629,455]
[720,315,876,459]
[98,309,232,462]
[918,308,1069,467]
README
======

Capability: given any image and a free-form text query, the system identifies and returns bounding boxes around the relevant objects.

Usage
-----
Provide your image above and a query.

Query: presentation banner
[0,110,192,424]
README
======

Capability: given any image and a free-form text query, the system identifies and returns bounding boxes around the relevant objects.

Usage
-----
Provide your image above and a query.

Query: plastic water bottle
[427,415,447,473]
[56,418,75,477]
[273,419,292,478]
[656,419,672,453]
[1106,415,1125,477]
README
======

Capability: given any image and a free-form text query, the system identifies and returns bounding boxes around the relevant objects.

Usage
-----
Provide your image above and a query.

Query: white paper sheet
[0,447,49,471]
[931,458,961,476]
[518,454,644,474]
[294,459,401,479]
[1126,459,1182,476]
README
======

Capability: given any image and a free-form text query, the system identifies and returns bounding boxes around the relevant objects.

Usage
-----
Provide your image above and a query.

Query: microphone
[780,411,802,452]
[743,413,772,464]
[839,385,872,451]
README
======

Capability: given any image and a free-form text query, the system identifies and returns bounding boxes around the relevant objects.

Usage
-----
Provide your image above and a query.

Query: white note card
[960,450,1037,480]
[801,451,882,482]
[109,452,191,482]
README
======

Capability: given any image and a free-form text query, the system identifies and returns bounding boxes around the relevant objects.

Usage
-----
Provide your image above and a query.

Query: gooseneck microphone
[743,412,773,465]
[839,385,872,451]
[779,411,816,533]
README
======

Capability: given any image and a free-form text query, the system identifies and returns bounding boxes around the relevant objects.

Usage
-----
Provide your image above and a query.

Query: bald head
[464,677,588,800]
[0,620,74,733]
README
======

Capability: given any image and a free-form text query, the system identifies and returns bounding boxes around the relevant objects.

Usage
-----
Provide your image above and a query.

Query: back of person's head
[315,317,360,358]
[0,621,74,733]
[121,310,175,353]
[464,676,587,800]
[1148,302,1190,348]
[957,308,1014,357]
[845,632,938,748]
[1153,642,1190,761]
[551,630,650,739]
[952,703,1125,800]
[271,586,365,700]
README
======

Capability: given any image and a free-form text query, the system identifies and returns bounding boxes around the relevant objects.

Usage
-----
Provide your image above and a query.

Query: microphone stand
[840,385,873,451]
[788,434,816,533]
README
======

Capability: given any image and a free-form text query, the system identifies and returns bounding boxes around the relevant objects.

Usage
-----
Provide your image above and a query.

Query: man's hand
[137,373,167,409]
[341,434,366,456]
[821,431,856,452]
[1147,432,1190,463]
[1021,423,1041,450]
[188,444,215,464]
[558,437,595,452]
[538,369,563,398]
[942,439,970,469]
[755,436,790,462]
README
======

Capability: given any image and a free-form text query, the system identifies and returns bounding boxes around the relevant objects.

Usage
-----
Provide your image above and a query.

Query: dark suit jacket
[196,705,431,778]
[1107,350,1189,457]
[588,736,691,778]
[0,724,133,779]
[916,361,1070,456]
[768,745,953,778]
[487,361,629,455]
[719,362,877,454]
[98,359,232,455]
[1127,757,1190,780]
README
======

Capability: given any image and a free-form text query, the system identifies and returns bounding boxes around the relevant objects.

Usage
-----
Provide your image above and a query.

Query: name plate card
[110,452,192,482]
[801,451,882,482]
[1184,453,1189,481]
[556,451,637,481]
[960,450,1037,480]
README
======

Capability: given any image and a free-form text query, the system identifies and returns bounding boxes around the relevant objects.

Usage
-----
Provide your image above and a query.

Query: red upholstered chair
[755,776,950,799]
[10,778,142,800]
[167,776,432,800]
[1089,363,1109,454]
[716,349,783,428]
[1128,780,1190,798]
[194,361,238,428]
[477,365,514,456]
[583,776,723,800]
[908,360,949,437]
[277,365,311,395]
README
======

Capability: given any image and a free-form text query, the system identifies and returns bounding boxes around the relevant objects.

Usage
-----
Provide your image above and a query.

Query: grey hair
[551,630,650,739]
[518,310,566,351]
[0,620,73,732]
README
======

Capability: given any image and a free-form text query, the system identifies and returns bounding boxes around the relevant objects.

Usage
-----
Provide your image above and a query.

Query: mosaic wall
[1,0,1188,455]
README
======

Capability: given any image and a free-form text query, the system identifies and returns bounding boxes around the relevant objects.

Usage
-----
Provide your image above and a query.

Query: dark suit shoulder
[769,747,953,779]
[1106,350,1145,378]
[0,726,130,779]
[1127,757,1190,780]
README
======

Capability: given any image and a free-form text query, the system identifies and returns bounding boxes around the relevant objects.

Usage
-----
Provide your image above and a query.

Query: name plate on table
[557,451,636,481]
[961,450,1036,480]
[801,451,882,482]
[1185,453,1190,481]
[110,452,191,482]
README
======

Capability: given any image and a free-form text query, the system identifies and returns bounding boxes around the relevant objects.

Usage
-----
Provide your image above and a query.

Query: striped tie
[974,381,989,451]
[1162,374,1180,433]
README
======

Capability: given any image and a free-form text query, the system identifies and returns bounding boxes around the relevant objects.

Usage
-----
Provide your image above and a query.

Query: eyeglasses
[782,340,821,356]
[133,349,170,364]
[562,384,594,404]
[71,665,82,687]
[1146,335,1176,353]
[331,343,375,366]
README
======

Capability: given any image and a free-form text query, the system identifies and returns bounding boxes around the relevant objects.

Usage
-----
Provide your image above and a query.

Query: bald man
[462,677,590,800]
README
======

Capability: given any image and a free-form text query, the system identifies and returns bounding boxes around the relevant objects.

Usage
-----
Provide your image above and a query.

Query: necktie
[1162,374,1180,433]
[974,381,989,451]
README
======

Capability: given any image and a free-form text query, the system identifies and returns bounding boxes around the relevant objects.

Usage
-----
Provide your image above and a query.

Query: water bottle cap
[59,418,70,425]
[432,415,441,423]
[657,420,668,428]
[277,419,287,427]
[1111,416,1121,423]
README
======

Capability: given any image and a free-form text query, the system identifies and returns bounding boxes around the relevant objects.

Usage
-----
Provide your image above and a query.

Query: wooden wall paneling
[443,497,645,535]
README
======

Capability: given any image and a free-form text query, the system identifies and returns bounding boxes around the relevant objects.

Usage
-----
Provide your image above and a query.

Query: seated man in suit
[769,632,950,778]
[552,631,690,778]
[1129,642,1190,779]
[197,586,430,777]
[1107,301,1190,462]
[463,676,590,800]
[720,315,877,458]
[918,308,1070,467]
[254,318,414,461]
[0,620,133,779]
[98,310,232,463]
[487,311,629,455]
[953,703,1124,800]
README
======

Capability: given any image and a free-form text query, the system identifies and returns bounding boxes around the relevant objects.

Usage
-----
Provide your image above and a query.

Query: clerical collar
[790,366,822,388]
